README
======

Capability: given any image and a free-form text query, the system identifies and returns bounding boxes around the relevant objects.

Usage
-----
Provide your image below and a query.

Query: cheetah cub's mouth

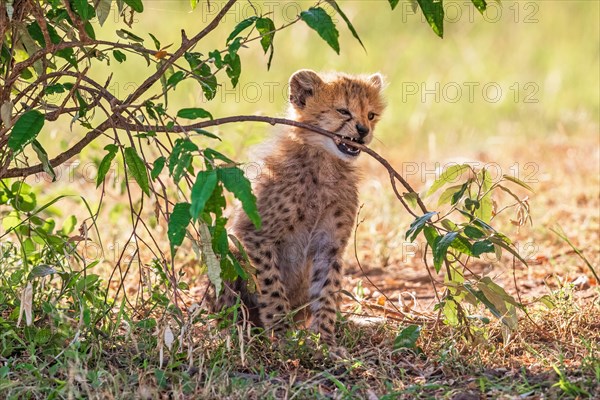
[337,136,363,157]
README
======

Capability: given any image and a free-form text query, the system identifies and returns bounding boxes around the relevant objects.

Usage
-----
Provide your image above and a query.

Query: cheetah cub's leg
[244,239,291,337]
[308,232,347,345]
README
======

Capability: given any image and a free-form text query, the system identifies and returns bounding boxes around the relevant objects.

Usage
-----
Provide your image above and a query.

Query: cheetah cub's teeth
[336,136,362,157]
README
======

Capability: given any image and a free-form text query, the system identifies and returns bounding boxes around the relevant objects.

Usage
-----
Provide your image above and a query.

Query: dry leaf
[1,101,13,128]
[164,325,174,351]
[17,282,33,327]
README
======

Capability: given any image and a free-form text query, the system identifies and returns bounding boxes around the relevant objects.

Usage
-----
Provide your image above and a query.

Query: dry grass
[154,130,599,399]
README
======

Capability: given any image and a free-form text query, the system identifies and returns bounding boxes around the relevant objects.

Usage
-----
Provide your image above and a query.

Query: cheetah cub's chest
[230,70,386,345]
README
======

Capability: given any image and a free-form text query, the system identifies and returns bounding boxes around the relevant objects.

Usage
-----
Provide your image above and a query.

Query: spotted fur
[211,70,386,345]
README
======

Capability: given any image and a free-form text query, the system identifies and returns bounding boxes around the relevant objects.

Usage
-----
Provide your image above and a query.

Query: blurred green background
[79,0,599,161]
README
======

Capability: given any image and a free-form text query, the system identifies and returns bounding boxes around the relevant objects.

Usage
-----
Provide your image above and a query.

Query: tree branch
[2,112,429,215]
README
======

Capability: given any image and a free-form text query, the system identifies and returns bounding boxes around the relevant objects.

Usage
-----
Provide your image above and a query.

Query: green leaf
[451,182,470,205]
[84,21,96,40]
[124,147,150,196]
[427,164,470,197]
[450,235,473,256]
[224,43,242,87]
[31,140,56,182]
[388,0,401,9]
[27,22,61,47]
[433,231,459,272]
[116,29,144,42]
[123,0,144,13]
[151,156,165,180]
[488,236,528,265]
[44,84,65,95]
[255,17,275,53]
[190,170,218,219]
[255,17,275,69]
[168,202,192,259]
[403,192,419,209]
[209,50,223,68]
[440,219,458,232]
[477,277,519,328]
[27,264,56,280]
[423,225,440,248]
[62,215,77,235]
[463,283,503,320]
[193,129,221,141]
[73,0,94,21]
[113,50,127,63]
[226,16,257,44]
[502,174,534,192]
[300,7,340,54]
[185,53,218,100]
[471,0,487,14]
[177,107,213,120]
[416,0,445,38]
[167,71,185,88]
[472,240,495,257]
[168,139,198,183]
[393,324,421,349]
[325,0,366,50]
[96,144,118,187]
[437,184,462,206]
[203,148,234,163]
[474,169,493,223]
[464,225,486,239]
[8,110,45,155]
[218,167,261,229]
[148,33,161,50]
[405,211,437,242]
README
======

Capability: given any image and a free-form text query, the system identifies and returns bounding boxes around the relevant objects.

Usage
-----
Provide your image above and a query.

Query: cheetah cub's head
[289,69,385,161]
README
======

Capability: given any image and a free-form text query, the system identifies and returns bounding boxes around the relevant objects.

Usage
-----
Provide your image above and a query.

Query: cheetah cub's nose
[356,124,369,138]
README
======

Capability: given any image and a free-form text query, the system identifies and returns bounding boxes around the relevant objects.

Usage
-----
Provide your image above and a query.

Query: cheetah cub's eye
[337,108,351,117]
[368,112,376,121]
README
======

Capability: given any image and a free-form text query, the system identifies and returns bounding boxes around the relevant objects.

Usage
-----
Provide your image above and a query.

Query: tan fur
[211,70,386,345]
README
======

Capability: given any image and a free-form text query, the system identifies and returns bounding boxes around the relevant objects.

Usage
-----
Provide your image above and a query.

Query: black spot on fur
[321,306,336,315]
[263,277,273,286]
[332,261,341,272]
[311,270,322,283]
[320,325,333,334]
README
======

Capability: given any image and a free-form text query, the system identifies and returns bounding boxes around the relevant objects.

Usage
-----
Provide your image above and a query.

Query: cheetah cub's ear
[368,73,385,91]
[289,69,323,109]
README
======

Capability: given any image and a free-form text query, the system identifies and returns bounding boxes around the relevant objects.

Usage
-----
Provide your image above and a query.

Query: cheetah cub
[218,70,385,345]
